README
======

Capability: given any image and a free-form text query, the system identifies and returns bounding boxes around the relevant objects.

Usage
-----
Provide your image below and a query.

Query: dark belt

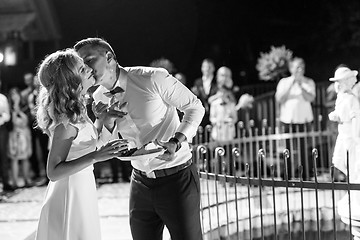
[133,159,192,179]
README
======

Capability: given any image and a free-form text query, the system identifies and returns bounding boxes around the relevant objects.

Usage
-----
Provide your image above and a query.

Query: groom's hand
[92,101,128,120]
[154,139,176,161]
[107,101,128,119]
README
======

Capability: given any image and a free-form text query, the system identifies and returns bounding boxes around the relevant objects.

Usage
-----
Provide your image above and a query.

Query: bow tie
[103,86,124,98]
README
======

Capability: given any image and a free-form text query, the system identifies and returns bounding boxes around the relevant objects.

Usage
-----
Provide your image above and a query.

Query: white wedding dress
[35,117,101,240]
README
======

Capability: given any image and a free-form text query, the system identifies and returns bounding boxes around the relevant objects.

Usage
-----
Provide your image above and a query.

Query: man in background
[191,58,218,127]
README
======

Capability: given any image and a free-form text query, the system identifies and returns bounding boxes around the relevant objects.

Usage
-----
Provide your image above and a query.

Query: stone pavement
[0,182,170,240]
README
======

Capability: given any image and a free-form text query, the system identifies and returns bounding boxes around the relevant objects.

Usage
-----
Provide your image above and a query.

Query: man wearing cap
[329,66,359,176]
[74,37,205,240]
[328,66,360,239]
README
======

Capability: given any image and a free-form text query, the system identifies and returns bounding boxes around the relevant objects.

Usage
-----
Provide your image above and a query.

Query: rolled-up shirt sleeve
[153,70,205,141]
[177,98,204,141]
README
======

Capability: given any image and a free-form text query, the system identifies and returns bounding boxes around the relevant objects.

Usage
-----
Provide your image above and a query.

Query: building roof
[0,0,61,41]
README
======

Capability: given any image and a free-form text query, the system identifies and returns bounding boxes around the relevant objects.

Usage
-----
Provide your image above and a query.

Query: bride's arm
[47,123,127,181]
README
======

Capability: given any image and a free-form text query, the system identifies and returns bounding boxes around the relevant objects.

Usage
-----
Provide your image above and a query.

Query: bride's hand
[92,139,129,162]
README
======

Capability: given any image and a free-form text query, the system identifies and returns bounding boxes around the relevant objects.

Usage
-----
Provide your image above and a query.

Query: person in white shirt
[0,80,12,192]
[275,57,316,180]
[74,37,205,240]
[275,57,316,129]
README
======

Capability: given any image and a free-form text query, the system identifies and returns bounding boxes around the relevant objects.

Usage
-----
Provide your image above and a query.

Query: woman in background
[8,87,32,188]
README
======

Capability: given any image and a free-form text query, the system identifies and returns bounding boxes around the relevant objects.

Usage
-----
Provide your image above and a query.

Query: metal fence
[193,119,335,180]
[192,126,360,240]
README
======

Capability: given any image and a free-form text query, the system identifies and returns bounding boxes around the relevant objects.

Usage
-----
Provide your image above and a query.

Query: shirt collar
[103,66,127,98]
[116,65,127,91]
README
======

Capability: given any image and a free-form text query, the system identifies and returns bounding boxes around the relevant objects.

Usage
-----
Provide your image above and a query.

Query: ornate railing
[193,146,359,240]
[193,118,335,180]
[190,81,354,239]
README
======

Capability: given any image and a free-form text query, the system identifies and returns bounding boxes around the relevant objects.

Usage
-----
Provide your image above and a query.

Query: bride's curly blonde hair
[35,48,86,134]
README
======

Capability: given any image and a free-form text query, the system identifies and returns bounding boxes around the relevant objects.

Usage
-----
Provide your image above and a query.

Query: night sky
[5,0,360,89]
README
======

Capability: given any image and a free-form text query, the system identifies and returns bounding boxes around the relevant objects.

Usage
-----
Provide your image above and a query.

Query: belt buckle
[146,171,156,179]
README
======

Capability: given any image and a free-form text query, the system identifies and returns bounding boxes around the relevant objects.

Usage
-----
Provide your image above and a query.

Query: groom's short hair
[74,37,116,60]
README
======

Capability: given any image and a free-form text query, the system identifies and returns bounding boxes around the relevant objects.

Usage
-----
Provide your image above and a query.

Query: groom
[74,37,205,240]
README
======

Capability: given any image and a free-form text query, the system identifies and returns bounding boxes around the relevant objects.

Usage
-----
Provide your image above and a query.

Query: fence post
[261,120,268,177]
[214,147,225,239]
[205,125,212,143]
[196,145,207,236]
[237,121,244,139]
[312,148,321,240]
[232,147,240,239]
[196,145,207,173]
[197,126,204,144]
[270,165,277,239]
[258,149,265,240]
[283,149,292,240]
[330,165,337,240]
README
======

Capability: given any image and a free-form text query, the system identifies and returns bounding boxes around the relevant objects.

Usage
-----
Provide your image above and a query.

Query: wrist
[169,137,181,152]
[89,152,97,164]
